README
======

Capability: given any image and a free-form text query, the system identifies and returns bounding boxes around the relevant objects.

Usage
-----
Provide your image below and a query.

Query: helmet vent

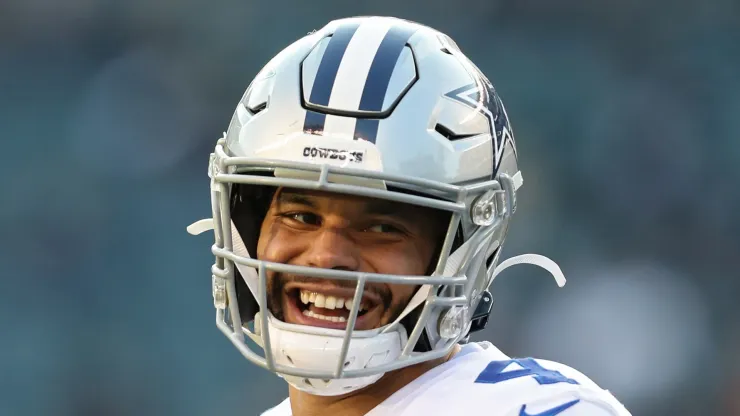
[247,101,267,115]
[434,123,478,141]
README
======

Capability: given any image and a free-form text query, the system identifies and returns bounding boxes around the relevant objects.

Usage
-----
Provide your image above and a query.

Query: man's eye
[283,212,321,226]
[365,223,402,233]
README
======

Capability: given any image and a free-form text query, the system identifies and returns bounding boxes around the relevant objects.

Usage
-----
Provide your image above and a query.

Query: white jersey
[261,341,630,416]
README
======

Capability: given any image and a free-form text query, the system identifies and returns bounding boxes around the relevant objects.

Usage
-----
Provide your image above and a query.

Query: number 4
[475,358,579,386]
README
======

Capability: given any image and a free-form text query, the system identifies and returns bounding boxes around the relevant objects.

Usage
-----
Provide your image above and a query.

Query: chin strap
[186,218,214,235]
[464,253,566,337]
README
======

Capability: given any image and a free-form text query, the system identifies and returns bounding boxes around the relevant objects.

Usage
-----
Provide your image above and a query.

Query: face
[256,188,448,331]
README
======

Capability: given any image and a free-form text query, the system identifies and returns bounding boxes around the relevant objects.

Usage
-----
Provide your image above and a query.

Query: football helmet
[188,16,565,396]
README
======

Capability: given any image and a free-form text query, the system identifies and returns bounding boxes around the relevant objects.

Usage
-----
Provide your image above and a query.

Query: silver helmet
[188,16,565,396]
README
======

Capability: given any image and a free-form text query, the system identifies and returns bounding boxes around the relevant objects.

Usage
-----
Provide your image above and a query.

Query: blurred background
[1,0,738,415]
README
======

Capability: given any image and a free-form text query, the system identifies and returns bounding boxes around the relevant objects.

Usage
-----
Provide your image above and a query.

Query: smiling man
[189,16,631,416]
[260,188,448,334]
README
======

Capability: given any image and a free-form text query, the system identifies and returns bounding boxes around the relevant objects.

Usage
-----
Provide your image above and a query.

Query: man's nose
[304,227,360,271]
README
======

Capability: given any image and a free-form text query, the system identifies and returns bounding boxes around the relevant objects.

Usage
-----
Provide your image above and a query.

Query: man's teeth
[299,289,368,311]
[302,309,347,322]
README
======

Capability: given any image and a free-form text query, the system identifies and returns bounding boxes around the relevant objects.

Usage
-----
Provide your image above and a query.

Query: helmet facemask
[192,141,517,395]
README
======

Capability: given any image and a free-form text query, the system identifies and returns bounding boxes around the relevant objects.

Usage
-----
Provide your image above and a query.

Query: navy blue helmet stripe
[352,25,416,143]
[353,118,380,143]
[303,22,361,133]
[307,22,361,107]
[357,25,417,112]
[303,110,327,134]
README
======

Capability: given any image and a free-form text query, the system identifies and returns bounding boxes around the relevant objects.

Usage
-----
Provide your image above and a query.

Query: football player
[188,16,632,416]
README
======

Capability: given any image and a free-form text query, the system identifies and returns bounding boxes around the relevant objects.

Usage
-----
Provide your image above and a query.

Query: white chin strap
[492,254,566,287]
[186,218,566,397]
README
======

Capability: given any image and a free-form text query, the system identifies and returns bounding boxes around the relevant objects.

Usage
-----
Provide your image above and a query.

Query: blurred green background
[1,1,738,415]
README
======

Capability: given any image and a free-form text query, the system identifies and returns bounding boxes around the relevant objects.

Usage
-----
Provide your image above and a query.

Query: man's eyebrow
[276,190,420,221]
[276,191,317,209]
[362,200,418,221]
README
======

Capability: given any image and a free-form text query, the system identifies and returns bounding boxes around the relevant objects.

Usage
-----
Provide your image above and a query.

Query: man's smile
[282,281,385,330]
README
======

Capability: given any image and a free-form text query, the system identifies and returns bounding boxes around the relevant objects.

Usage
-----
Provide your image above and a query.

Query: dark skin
[256,187,461,416]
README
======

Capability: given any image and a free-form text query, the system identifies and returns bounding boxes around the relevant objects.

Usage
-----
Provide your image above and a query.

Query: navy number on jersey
[475,358,579,386]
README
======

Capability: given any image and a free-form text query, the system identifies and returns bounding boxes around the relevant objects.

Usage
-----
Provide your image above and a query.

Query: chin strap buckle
[469,290,493,334]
